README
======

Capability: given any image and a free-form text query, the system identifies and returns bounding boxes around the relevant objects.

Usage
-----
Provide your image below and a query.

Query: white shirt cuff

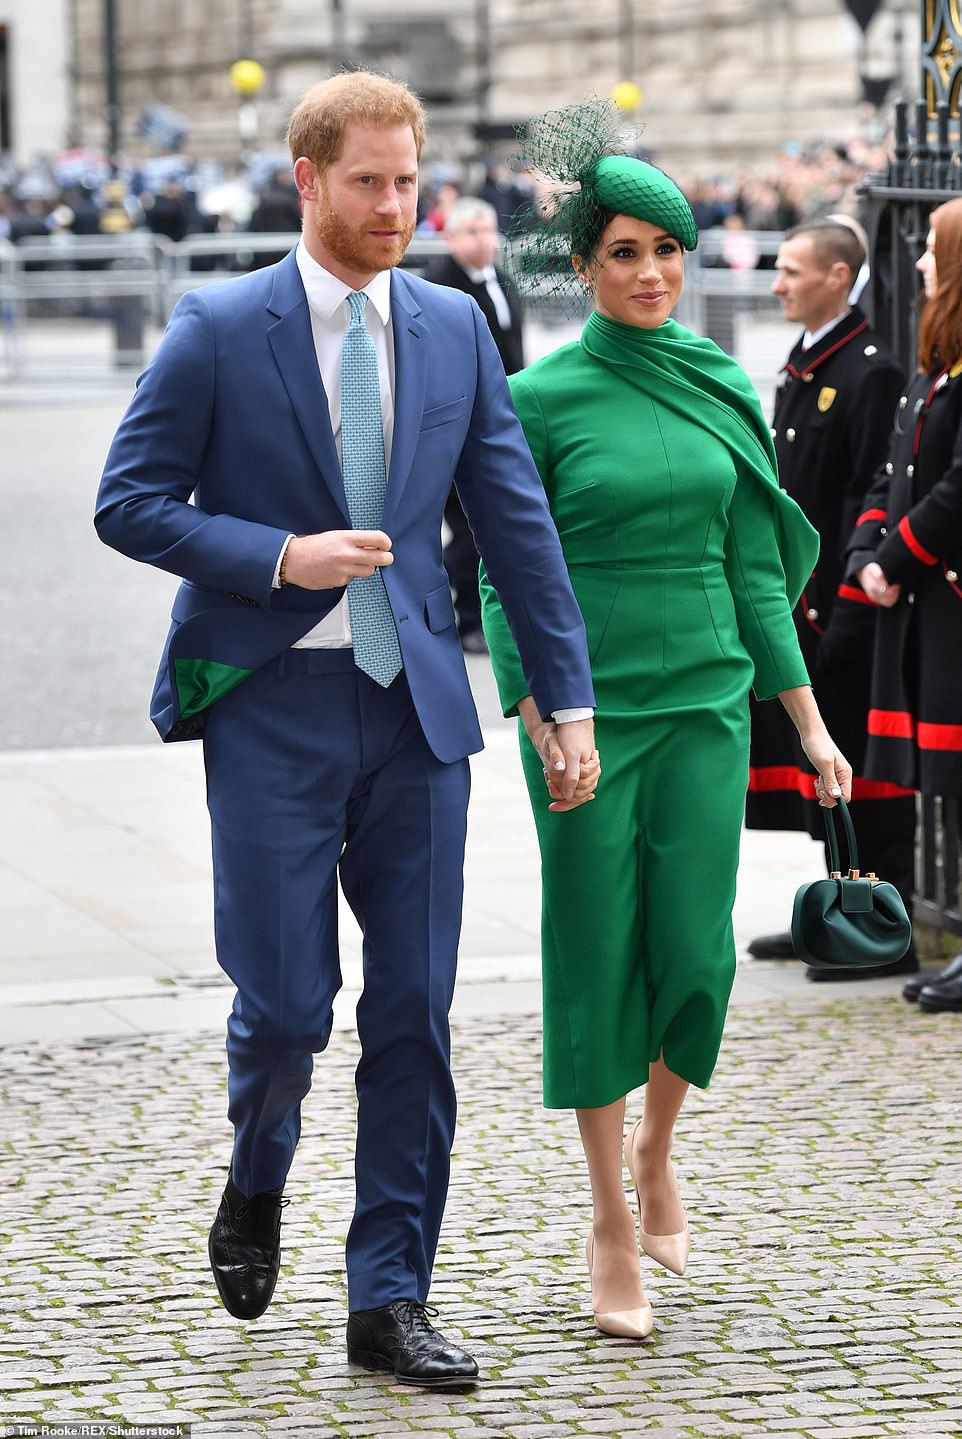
[552,707,594,723]
[272,534,295,590]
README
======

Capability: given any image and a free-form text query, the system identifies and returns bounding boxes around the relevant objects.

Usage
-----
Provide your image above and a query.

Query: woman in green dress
[480,111,852,1340]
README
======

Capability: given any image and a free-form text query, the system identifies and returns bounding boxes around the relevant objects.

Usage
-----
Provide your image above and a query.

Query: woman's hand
[517,699,600,812]
[799,728,853,808]
[857,561,901,608]
[777,685,853,807]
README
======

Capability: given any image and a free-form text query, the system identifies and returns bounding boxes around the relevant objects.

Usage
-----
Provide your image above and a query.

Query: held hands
[518,702,600,812]
[857,561,901,608]
[283,531,394,590]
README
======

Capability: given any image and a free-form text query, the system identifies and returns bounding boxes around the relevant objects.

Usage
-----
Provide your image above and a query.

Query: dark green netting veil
[507,99,698,305]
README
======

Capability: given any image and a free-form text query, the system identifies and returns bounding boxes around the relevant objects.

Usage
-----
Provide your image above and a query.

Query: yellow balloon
[230,59,266,96]
[611,81,642,112]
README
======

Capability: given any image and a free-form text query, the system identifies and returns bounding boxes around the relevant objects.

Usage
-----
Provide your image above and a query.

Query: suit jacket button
[947,570,959,583]
[806,606,819,620]
[786,428,796,442]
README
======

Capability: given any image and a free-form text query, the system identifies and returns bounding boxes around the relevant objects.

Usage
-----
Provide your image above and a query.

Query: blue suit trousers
[202,649,470,1310]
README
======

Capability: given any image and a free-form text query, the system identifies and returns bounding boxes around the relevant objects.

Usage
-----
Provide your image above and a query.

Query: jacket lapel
[384,270,427,525]
[266,251,350,523]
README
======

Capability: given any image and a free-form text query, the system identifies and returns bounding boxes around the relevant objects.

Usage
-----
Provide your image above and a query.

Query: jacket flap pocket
[424,582,456,633]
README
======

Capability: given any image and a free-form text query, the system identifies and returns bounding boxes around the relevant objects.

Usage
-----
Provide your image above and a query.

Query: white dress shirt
[276,242,395,648]
[463,263,513,331]
[802,308,850,352]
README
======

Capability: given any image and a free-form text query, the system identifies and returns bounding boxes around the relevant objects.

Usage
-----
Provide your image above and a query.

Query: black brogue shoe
[208,1170,287,1320]
[346,1300,480,1388]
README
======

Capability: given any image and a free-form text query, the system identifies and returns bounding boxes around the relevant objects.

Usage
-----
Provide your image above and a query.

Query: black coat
[747,307,916,844]
[421,254,524,376]
[846,359,962,796]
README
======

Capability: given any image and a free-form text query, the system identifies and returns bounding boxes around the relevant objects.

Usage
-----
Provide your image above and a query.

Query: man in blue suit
[95,72,596,1386]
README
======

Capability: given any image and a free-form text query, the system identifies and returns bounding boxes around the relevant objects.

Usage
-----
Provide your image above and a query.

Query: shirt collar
[463,263,497,285]
[802,307,850,352]
[295,240,392,326]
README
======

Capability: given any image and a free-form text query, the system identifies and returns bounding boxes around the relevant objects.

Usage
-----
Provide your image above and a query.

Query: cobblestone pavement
[2,999,961,1439]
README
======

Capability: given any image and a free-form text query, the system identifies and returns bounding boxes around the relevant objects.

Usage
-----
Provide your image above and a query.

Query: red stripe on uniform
[898,515,938,565]
[837,583,877,606]
[851,777,916,799]
[918,722,962,751]
[748,765,806,793]
[868,708,916,738]
[748,766,914,799]
[856,508,887,526]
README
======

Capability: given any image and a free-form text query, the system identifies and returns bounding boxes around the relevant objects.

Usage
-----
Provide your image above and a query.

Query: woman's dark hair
[918,196,962,370]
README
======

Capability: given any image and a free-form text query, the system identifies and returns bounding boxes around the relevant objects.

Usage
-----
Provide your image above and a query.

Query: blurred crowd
[0,135,892,257]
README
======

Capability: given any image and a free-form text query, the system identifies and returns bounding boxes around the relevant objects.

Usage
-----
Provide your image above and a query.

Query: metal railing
[0,227,784,386]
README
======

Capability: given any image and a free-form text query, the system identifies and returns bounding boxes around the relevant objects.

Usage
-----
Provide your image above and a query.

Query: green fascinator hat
[509,99,697,302]
[591,154,697,251]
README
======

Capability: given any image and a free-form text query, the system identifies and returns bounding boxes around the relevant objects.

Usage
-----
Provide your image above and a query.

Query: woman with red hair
[848,196,962,1012]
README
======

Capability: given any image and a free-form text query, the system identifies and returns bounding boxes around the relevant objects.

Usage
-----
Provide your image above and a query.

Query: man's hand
[517,702,599,812]
[857,561,900,608]
[283,531,394,590]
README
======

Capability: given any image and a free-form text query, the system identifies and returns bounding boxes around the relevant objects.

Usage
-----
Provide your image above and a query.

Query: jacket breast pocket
[424,582,457,633]
[421,396,468,431]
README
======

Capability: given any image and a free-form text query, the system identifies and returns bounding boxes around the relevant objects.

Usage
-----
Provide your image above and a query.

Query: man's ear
[293,157,318,203]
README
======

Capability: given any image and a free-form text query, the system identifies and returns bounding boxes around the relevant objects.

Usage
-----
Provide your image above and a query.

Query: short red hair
[287,71,427,172]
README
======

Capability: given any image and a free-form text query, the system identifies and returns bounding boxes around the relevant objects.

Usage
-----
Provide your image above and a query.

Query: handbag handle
[822,796,861,878]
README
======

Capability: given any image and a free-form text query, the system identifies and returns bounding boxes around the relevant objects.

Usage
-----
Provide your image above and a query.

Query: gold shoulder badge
[950,357,962,379]
[817,386,837,413]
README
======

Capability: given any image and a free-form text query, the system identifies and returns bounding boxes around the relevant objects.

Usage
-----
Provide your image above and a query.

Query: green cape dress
[481,311,816,1107]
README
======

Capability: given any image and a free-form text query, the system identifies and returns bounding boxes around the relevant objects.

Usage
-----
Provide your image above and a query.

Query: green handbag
[791,797,913,970]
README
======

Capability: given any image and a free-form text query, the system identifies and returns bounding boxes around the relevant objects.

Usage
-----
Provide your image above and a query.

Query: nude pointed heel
[585,1232,653,1340]
[623,1119,691,1277]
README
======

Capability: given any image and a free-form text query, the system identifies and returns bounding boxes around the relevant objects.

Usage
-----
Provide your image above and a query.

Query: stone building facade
[60,0,919,173]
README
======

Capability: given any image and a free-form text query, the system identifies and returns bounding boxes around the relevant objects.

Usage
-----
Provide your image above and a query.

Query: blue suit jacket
[95,249,594,760]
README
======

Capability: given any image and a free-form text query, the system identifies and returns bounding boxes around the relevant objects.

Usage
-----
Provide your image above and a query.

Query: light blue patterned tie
[340,291,402,687]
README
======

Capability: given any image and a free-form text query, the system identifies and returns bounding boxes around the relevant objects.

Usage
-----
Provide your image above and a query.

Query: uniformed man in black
[423,198,525,652]
[746,219,918,979]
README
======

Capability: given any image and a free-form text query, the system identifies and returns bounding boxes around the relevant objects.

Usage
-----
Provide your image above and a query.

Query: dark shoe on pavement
[903,951,962,1002]
[918,973,962,1013]
[806,950,919,983]
[208,1170,287,1320]
[747,930,797,960]
[460,628,489,655]
[347,1299,480,1388]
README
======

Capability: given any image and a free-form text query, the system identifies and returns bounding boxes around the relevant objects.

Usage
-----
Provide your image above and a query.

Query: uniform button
[947,570,959,583]
[770,427,777,439]
[908,592,916,604]
[864,344,878,355]
[806,607,819,620]
[885,462,894,474]
[880,526,887,535]
[802,373,814,383]
[907,464,914,478]
[899,395,908,409]
[786,428,796,442]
